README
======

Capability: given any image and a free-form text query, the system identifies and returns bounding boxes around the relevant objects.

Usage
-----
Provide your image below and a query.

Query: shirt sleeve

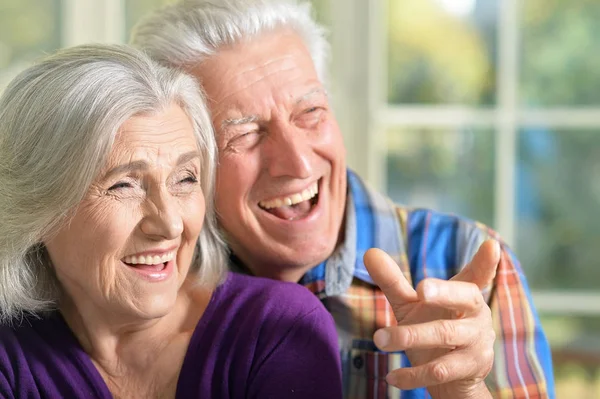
[247,305,343,399]
[461,223,556,398]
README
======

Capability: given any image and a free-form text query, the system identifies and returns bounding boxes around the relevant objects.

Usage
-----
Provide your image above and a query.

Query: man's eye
[296,107,324,127]
[227,130,261,150]
[239,130,258,139]
[108,181,132,191]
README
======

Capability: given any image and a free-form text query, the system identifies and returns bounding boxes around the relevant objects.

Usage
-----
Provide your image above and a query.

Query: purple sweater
[0,272,342,398]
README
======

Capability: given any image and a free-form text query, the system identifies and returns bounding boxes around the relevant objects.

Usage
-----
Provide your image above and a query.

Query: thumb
[363,248,418,313]
[452,239,500,289]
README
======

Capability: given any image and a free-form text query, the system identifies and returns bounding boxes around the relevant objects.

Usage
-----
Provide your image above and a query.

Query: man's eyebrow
[102,151,201,180]
[221,115,259,129]
[295,87,328,104]
[219,89,327,129]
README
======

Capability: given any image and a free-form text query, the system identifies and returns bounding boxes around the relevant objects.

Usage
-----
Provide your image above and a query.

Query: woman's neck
[59,280,213,398]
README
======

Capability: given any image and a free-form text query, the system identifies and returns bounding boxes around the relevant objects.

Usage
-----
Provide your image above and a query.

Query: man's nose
[263,124,313,179]
[139,190,184,240]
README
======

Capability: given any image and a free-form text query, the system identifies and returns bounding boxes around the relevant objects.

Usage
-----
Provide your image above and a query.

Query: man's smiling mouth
[258,181,319,221]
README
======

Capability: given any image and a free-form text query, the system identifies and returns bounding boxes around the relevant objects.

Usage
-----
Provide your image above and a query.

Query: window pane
[516,129,600,290]
[0,0,62,89]
[309,0,331,25]
[125,0,330,40]
[385,127,495,226]
[125,0,175,38]
[542,314,600,398]
[521,0,600,106]
[387,0,497,105]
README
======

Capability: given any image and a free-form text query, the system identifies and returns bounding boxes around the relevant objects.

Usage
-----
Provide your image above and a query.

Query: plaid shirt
[299,170,555,399]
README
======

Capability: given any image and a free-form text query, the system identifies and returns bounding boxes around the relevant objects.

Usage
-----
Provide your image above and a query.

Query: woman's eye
[179,175,198,184]
[107,181,133,191]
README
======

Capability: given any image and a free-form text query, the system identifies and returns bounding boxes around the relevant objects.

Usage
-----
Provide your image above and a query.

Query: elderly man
[132,0,555,398]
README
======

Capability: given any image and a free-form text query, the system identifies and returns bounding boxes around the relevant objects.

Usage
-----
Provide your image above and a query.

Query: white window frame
[328,0,600,316]
[61,0,124,46]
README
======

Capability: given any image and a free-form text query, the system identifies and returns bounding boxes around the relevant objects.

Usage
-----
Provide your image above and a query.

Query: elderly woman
[0,44,342,399]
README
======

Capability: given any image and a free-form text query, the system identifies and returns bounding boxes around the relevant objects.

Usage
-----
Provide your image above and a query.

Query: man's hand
[363,240,500,399]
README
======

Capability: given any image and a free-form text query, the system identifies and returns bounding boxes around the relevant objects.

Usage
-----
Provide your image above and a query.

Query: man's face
[193,30,347,282]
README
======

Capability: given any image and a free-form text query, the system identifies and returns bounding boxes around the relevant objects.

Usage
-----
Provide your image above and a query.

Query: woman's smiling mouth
[121,250,176,280]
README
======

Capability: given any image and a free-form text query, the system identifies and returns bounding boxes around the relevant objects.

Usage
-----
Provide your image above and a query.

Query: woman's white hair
[130,0,330,83]
[0,44,227,324]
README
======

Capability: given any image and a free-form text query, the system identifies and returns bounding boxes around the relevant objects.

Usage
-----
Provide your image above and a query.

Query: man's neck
[230,254,316,283]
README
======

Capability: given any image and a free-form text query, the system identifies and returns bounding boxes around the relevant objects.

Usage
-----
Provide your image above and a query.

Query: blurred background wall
[1,0,599,396]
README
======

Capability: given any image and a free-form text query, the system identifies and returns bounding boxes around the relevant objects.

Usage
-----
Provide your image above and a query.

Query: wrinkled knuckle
[481,349,495,375]
[482,303,492,318]
[431,362,450,383]
[486,346,495,360]
[403,326,417,348]
[477,348,495,374]
[478,304,492,325]
[487,327,497,343]
[439,320,456,345]
[469,285,484,306]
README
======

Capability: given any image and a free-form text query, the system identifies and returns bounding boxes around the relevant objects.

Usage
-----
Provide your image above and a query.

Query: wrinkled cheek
[183,204,205,239]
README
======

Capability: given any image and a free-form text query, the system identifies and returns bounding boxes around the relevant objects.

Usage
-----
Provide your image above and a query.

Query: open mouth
[122,252,174,273]
[258,180,320,221]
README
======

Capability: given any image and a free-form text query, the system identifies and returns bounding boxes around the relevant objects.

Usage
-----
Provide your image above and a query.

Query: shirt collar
[319,170,408,294]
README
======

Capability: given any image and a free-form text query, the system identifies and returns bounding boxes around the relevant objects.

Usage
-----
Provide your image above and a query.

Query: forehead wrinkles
[233,53,299,92]
[105,118,198,171]
[212,53,308,116]
[103,141,187,176]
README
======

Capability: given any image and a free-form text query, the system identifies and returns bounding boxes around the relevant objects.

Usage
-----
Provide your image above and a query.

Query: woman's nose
[139,191,184,240]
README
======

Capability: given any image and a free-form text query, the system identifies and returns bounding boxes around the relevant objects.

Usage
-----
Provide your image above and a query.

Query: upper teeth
[259,182,318,210]
[123,251,174,265]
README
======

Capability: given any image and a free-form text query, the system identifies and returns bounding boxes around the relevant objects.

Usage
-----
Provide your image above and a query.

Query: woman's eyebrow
[102,160,149,180]
[101,151,201,180]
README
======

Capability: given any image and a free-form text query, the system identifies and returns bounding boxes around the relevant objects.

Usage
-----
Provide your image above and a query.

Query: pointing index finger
[363,248,417,308]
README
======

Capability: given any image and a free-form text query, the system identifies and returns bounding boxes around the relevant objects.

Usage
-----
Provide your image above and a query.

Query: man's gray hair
[130,0,330,83]
[0,44,227,324]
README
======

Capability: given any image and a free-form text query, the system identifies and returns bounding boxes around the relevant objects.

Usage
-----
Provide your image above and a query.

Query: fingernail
[493,240,501,260]
[424,281,438,299]
[385,373,397,386]
[374,329,390,348]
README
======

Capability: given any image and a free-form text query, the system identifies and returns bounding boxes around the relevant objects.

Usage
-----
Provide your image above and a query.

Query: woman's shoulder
[198,272,333,343]
[0,315,53,348]
[179,273,340,398]
[220,272,326,316]
[0,313,78,369]
[0,314,106,398]
[203,273,341,399]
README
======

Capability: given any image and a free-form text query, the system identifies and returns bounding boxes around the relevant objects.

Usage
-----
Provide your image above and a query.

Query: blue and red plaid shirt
[297,170,555,399]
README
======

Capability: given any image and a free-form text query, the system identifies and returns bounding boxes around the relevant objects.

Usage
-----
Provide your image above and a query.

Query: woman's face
[45,104,206,322]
